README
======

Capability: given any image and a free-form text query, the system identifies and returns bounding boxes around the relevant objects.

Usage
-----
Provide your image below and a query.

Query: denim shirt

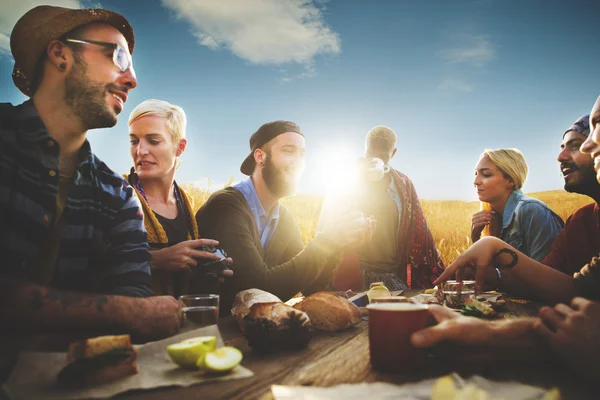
[233,178,280,250]
[499,189,564,262]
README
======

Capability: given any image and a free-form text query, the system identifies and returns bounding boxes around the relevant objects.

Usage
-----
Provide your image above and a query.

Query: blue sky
[2,0,599,200]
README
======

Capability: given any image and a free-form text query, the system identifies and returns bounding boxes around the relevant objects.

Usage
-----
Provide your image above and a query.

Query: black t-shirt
[152,202,194,299]
[153,205,190,246]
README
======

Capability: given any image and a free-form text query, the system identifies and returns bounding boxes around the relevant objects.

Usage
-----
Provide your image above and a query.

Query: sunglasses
[64,38,133,73]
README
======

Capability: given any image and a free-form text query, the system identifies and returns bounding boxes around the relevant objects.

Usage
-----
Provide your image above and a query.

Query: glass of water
[179,294,220,327]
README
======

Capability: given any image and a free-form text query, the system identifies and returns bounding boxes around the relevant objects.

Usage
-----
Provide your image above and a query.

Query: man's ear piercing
[59,63,66,70]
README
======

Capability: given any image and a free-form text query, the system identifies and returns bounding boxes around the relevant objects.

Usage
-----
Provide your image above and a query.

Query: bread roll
[231,288,281,332]
[294,292,361,331]
[244,302,311,353]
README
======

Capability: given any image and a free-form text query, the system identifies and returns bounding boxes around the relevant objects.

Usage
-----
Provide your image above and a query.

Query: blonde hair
[365,125,397,153]
[479,148,528,237]
[128,99,187,144]
[480,148,528,189]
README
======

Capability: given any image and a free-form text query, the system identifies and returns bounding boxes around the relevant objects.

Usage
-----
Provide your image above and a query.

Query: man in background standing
[318,125,444,291]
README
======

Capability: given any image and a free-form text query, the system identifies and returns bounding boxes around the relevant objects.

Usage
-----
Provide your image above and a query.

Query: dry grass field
[181,184,593,266]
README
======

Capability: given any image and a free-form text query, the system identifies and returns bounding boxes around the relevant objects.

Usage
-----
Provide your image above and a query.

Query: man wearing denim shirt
[1,6,180,347]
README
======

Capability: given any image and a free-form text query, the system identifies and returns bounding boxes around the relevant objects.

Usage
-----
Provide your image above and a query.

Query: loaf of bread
[293,292,361,331]
[231,288,282,332]
[244,302,312,352]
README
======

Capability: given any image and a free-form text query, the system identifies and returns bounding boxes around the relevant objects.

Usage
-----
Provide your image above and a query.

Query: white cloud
[0,0,82,55]
[160,0,341,65]
[438,78,473,93]
[442,34,494,67]
[278,62,316,82]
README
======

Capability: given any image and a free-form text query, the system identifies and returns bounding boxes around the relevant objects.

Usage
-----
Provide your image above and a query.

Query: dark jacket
[196,187,340,315]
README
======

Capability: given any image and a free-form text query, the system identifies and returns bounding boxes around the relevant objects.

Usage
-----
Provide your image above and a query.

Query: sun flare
[313,147,362,196]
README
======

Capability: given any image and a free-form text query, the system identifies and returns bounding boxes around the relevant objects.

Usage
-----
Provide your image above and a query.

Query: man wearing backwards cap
[196,121,375,314]
[0,6,180,345]
[541,115,600,275]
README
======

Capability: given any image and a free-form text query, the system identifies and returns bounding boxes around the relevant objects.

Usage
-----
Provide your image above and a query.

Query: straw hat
[10,5,135,96]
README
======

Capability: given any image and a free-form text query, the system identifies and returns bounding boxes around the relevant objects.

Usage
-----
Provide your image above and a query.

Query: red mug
[367,303,430,373]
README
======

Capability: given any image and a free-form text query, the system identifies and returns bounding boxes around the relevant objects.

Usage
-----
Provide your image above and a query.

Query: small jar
[441,280,475,308]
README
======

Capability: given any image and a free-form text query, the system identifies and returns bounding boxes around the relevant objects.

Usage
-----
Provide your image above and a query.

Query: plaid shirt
[0,100,152,297]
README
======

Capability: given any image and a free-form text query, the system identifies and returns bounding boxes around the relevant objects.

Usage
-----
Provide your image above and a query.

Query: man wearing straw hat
[0,6,180,345]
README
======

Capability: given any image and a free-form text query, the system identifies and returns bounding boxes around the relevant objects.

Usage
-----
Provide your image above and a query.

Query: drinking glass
[179,294,219,327]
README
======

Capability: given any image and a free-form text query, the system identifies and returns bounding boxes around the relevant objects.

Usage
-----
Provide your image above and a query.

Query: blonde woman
[126,99,232,297]
[471,148,563,261]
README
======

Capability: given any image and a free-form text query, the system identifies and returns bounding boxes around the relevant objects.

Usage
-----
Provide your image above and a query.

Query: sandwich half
[57,335,138,385]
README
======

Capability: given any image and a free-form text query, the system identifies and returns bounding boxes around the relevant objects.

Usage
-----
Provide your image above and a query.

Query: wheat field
[181,184,593,266]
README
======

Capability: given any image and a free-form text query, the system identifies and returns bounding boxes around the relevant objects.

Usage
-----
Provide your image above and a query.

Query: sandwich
[57,335,138,385]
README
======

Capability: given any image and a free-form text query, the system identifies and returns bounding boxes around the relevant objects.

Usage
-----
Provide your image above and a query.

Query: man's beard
[64,58,118,130]
[564,164,599,195]
[262,155,298,198]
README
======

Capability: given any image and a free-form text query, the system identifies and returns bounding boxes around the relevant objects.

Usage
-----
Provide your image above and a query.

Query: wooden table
[124,292,597,400]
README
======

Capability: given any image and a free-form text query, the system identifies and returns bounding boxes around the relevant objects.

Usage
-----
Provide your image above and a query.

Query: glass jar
[441,280,475,308]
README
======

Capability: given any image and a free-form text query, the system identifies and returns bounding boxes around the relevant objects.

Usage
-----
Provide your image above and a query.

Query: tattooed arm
[434,236,575,304]
[0,276,181,342]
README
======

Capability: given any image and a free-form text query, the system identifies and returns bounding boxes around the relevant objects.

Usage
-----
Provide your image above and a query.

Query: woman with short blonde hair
[126,99,231,297]
[129,99,187,144]
[471,148,563,262]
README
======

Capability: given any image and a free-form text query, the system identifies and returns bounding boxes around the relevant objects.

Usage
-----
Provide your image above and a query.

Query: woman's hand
[150,238,224,272]
[434,236,504,292]
[535,297,600,383]
[471,210,494,243]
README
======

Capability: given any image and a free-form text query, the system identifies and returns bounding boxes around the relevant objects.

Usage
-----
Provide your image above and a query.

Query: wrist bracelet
[495,268,503,291]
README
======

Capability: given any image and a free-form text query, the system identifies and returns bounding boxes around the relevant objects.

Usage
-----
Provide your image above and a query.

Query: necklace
[135,178,181,205]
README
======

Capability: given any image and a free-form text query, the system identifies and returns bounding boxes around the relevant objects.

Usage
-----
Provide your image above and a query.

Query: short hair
[128,99,187,143]
[480,148,528,189]
[365,125,396,153]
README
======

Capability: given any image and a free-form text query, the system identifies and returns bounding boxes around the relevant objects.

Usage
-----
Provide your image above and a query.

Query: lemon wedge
[167,336,216,369]
[202,346,243,373]
[367,285,391,302]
